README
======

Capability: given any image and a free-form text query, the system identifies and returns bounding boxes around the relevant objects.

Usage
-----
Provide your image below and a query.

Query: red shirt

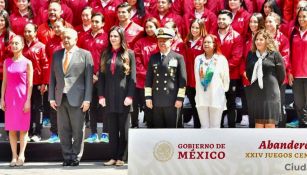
[45,35,63,82]
[9,12,34,36]
[133,36,159,88]
[123,22,144,49]
[90,0,122,32]
[63,0,88,26]
[23,40,49,85]
[0,31,15,80]
[184,8,218,35]
[152,11,186,39]
[289,27,307,77]
[231,8,251,42]
[37,21,73,45]
[185,37,204,88]
[78,31,108,74]
[35,3,74,25]
[283,0,299,22]
[217,27,243,80]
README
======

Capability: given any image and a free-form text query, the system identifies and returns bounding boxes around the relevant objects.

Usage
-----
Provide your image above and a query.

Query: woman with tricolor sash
[194,34,230,128]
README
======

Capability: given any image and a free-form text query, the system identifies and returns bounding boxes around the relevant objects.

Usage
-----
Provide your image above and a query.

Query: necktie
[161,54,166,62]
[63,51,70,74]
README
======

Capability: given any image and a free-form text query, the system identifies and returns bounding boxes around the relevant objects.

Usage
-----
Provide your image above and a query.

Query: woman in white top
[194,34,230,128]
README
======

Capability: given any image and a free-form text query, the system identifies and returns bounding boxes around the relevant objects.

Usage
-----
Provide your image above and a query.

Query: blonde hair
[252,29,277,52]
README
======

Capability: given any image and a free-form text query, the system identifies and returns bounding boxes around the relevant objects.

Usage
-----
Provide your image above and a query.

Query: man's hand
[124,97,133,106]
[288,73,294,86]
[175,100,183,108]
[50,100,57,111]
[146,99,153,109]
[80,101,90,112]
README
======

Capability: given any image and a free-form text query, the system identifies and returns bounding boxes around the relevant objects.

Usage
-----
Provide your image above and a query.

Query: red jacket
[45,35,63,83]
[185,37,204,88]
[171,39,186,59]
[130,12,148,27]
[206,0,224,15]
[183,8,218,35]
[90,0,122,32]
[144,0,157,14]
[217,27,243,80]
[240,33,253,86]
[35,3,74,26]
[23,40,49,85]
[283,0,299,22]
[37,21,73,45]
[274,30,290,84]
[289,27,307,77]
[152,11,186,39]
[78,31,108,74]
[9,12,34,36]
[123,21,144,49]
[231,8,251,42]
[244,0,254,14]
[254,0,283,12]
[63,0,88,26]
[0,31,14,81]
[74,25,91,40]
[8,0,47,14]
[133,36,159,88]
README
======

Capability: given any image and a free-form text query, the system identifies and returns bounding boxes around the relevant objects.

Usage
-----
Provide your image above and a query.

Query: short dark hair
[117,2,132,12]
[218,9,233,19]
[91,12,105,23]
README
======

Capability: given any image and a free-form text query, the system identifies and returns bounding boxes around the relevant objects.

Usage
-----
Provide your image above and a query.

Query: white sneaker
[31,135,41,142]
[240,115,249,126]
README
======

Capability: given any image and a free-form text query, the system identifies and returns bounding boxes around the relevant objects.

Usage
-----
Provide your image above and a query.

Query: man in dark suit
[145,28,187,128]
[48,28,93,166]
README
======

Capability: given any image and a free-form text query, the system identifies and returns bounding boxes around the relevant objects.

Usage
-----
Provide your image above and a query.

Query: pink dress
[4,57,30,131]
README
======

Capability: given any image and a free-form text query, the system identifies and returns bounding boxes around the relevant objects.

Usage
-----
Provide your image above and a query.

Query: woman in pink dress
[1,35,33,167]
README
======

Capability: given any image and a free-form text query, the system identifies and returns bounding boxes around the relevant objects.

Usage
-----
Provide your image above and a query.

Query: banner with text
[128,129,307,175]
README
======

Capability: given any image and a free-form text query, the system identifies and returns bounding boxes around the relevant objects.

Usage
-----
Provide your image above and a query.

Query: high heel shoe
[16,157,25,166]
[9,159,17,167]
[103,159,116,166]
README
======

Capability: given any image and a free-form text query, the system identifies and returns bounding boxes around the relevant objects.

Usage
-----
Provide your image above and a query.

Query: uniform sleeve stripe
[177,87,186,98]
[145,87,152,97]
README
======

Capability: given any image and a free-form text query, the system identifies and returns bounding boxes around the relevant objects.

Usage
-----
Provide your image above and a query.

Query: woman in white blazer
[194,34,230,128]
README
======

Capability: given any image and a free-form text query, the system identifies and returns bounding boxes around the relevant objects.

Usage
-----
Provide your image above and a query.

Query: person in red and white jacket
[226,0,251,42]
[283,0,300,22]
[151,0,186,38]
[117,2,144,49]
[35,0,74,26]
[144,0,157,14]
[288,7,307,128]
[164,21,186,58]
[216,10,243,128]
[254,0,283,12]
[62,0,88,26]
[126,0,147,27]
[132,17,160,128]
[206,0,224,15]
[37,2,73,44]
[9,0,34,36]
[90,0,122,32]
[74,6,93,40]
[78,13,108,141]
[23,23,49,141]
[44,19,66,142]
[183,0,217,35]
[184,19,207,128]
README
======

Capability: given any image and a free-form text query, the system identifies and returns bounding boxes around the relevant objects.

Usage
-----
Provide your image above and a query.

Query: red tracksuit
[35,3,74,25]
[123,21,144,49]
[23,40,49,85]
[90,0,122,32]
[78,31,109,74]
[37,21,73,45]
[63,0,88,26]
[218,27,243,80]
[184,8,218,35]
[0,31,14,81]
[206,0,224,15]
[133,36,159,88]
[231,8,251,42]
[274,30,290,83]
[9,12,34,36]
[144,0,157,14]
[45,35,63,65]
[289,27,307,77]
[152,11,186,39]
[74,25,91,40]
[185,37,204,88]
[171,38,186,59]
[283,0,299,22]
[241,33,253,86]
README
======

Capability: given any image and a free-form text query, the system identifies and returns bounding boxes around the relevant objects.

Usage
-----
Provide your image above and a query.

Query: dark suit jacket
[48,47,94,107]
[98,50,136,113]
[145,50,187,107]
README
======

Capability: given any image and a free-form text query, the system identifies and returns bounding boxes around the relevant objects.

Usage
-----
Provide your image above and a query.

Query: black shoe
[70,159,79,166]
[62,160,71,166]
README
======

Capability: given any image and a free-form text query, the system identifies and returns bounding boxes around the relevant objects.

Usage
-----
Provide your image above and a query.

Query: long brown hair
[100,26,131,75]
[185,19,207,43]
[251,29,277,52]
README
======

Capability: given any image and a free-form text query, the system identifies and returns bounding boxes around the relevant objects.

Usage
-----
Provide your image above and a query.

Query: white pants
[196,107,224,128]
